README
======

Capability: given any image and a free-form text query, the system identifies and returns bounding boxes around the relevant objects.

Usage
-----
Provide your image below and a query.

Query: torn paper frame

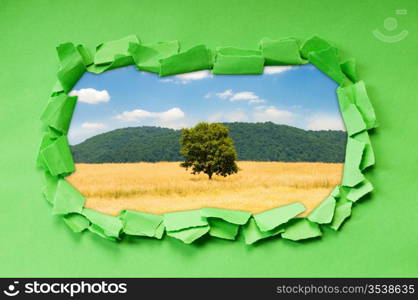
[38,35,377,244]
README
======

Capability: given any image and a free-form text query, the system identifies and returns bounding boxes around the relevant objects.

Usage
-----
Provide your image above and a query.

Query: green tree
[180,122,239,179]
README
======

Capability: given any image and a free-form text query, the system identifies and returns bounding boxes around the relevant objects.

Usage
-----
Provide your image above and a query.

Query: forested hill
[70,122,347,163]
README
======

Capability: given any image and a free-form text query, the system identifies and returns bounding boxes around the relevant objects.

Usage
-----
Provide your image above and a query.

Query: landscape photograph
[67,65,347,216]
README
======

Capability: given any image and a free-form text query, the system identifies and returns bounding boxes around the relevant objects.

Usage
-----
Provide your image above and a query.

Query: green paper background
[0,0,417,277]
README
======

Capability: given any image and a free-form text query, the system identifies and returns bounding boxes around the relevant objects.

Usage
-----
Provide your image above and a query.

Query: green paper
[76,44,93,66]
[259,37,304,65]
[104,55,134,71]
[51,80,64,96]
[163,210,208,231]
[347,179,373,202]
[338,81,378,130]
[56,43,86,92]
[330,199,353,231]
[93,35,139,65]
[208,219,240,240]
[52,179,85,215]
[129,40,179,73]
[242,218,284,245]
[40,135,75,176]
[43,171,58,204]
[308,195,336,224]
[167,226,210,244]
[154,223,165,239]
[36,129,59,168]
[308,47,347,84]
[40,94,77,134]
[119,210,164,238]
[82,208,123,240]
[342,138,365,187]
[330,185,341,198]
[201,207,251,225]
[282,219,322,241]
[212,47,264,74]
[159,45,212,76]
[63,213,90,233]
[350,81,378,129]
[340,102,367,136]
[3,0,418,278]
[353,131,375,170]
[254,202,306,232]
[300,36,334,59]
[340,58,358,83]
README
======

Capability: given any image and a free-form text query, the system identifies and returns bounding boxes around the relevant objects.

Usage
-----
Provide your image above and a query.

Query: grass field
[67,162,343,216]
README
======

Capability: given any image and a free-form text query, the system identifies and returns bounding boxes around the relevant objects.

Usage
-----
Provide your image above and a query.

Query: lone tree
[180,122,239,180]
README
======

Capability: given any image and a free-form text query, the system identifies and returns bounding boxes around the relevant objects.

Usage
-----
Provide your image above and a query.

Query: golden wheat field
[66,161,343,216]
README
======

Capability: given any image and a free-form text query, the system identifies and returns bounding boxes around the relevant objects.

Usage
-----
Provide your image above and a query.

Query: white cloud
[175,70,213,81]
[69,88,110,104]
[263,66,294,75]
[81,122,107,130]
[253,105,294,124]
[115,107,185,122]
[215,89,233,99]
[230,91,258,101]
[306,114,346,131]
[207,89,266,104]
[161,70,213,84]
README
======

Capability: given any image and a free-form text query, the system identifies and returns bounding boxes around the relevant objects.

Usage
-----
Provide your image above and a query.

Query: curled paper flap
[56,43,86,92]
[208,219,240,240]
[63,213,90,233]
[163,210,208,232]
[37,129,60,169]
[40,135,75,176]
[201,207,251,225]
[330,199,352,230]
[338,82,378,130]
[76,44,94,67]
[129,41,179,73]
[340,58,358,83]
[94,35,139,65]
[254,202,306,232]
[213,47,264,74]
[43,171,59,204]
[350,81,378,129]
[308,47,347,85]
[341,104,367,137]
[119,210,164,238]
[259,37,305,65]
[347,179,373,202]
[353,131,375,170]
[300,36,334,59]
[41,94,77,134]
[167,226,210,244]
[308,195,336,224]
[52,179,85,215]
[282,219,322,241]
[342,138,365,187]
[243,218,284,245]
[330,185,341,198]
[82,208,123,240]
[159,45,212,76]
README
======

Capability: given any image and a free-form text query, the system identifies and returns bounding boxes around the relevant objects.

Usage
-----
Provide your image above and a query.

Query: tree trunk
[208,172,213,180]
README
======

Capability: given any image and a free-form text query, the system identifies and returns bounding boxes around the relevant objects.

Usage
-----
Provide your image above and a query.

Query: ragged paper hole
[65,64,346,217]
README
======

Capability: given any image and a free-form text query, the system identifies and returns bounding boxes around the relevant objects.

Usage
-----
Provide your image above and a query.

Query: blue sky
[68,65,345,144]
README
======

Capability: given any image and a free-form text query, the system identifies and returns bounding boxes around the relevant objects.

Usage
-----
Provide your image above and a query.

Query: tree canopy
[180,122,239,179]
